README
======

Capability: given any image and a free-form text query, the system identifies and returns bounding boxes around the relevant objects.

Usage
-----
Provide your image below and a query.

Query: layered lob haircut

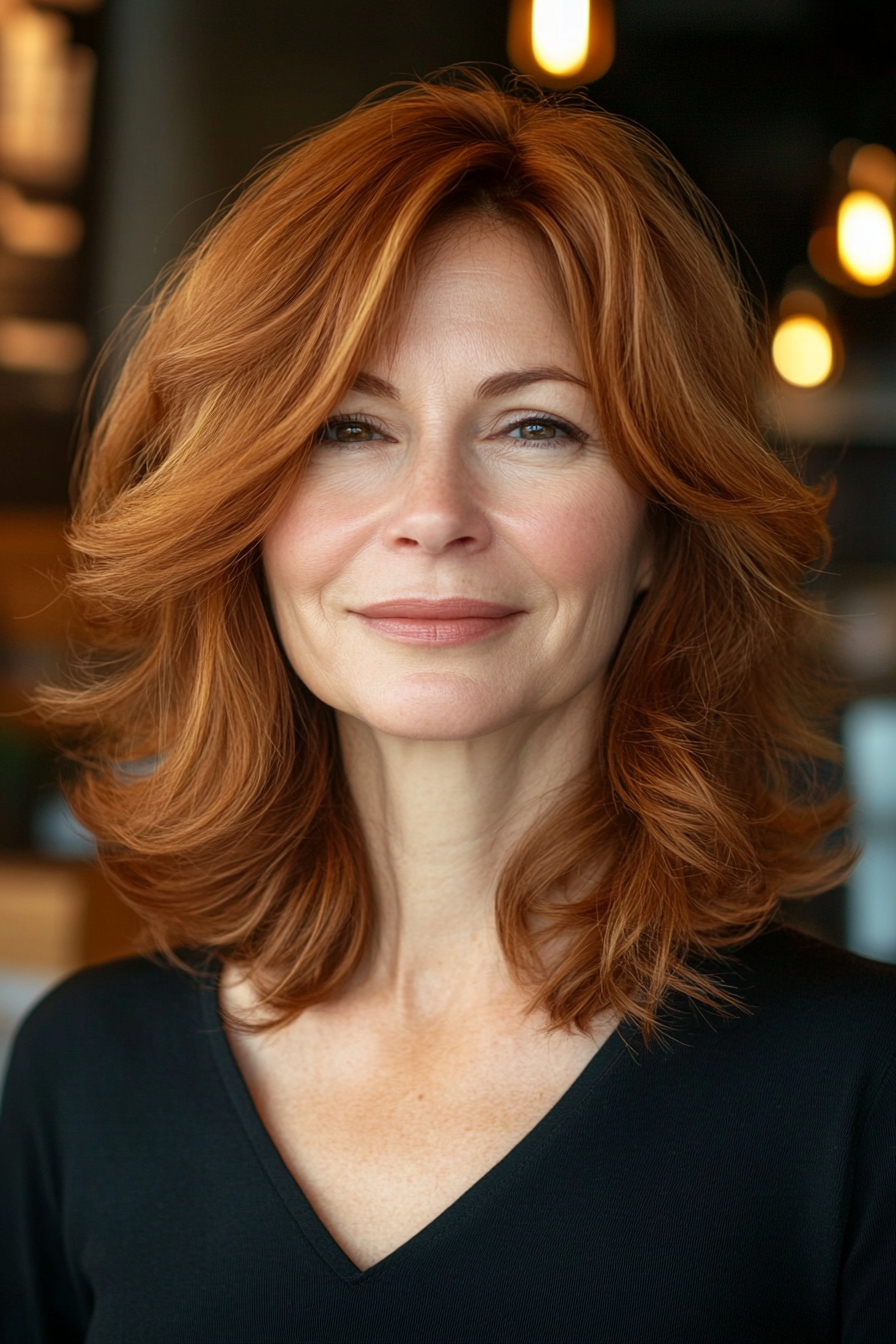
[41,74,851,1036]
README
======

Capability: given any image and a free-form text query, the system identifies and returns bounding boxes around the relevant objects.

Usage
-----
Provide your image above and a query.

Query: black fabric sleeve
[840,1054,896,1343]
[0,1013,90,1344]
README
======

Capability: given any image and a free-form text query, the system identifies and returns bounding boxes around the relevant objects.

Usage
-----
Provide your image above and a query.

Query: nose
[382,439,491,555]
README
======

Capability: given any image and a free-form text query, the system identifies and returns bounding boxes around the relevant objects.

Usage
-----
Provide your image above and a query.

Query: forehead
[373,216,579,372]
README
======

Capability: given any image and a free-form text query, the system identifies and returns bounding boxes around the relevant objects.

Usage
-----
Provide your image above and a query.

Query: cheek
[261,495,361,703]
[262,487,370,609]
[516,479,648,598]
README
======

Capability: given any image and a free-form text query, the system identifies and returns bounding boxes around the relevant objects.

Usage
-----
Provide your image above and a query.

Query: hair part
[39,72,852,1039]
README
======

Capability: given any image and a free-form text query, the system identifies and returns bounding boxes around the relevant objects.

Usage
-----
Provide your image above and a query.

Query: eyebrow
[350,371,400,399]
[348,366,587,401]
[475,366,588,399]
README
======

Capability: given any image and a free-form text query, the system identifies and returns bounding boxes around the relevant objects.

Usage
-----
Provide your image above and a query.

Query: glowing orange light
[771,314,834,389]
[837,190,895,286]
[532,0,589,76]
[0,317,87,373]
[0,6,96,187]
[507,0,614,88]
[847,143,896,203]
[0,181,83,255]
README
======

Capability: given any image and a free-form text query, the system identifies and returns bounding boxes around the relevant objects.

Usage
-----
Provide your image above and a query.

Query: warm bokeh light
[507,0,614,88]
[837,190,895,286]
[0,181,83,256]
[848,143,896,203]
[0,6,96,187]
[771,315,834,388]
[0,317,87,373]
[532,0,590,76]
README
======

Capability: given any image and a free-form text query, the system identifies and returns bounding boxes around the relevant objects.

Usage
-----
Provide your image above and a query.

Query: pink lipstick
[351,598,523,646]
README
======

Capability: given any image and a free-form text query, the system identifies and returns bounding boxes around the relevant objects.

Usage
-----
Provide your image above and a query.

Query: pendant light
[507,0,615,88]
[770,289,840,390]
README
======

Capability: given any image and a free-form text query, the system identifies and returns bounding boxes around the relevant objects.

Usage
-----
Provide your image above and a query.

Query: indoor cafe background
[1,0,895,1076]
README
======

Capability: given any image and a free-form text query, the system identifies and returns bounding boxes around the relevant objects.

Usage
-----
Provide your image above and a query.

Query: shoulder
[682,924,896,1106]
[14,951,203,1039]
[3,953,212,1106]
[733,922,896,1016]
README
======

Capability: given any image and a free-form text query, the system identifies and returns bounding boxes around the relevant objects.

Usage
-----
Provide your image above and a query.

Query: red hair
[40,74,851,1036]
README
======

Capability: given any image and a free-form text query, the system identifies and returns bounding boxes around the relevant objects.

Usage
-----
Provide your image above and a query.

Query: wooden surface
[0,860,145,974]
[0,515,147,974]
[0,506,73,717]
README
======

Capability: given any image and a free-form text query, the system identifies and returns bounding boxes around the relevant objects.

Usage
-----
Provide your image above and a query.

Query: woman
[1,76,893,1342]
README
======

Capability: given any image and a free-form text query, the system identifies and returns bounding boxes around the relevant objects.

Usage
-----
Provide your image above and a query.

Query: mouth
[350,598,524,647]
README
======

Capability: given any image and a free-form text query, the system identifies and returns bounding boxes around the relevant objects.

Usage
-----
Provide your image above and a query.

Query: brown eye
[324,421,378,442]
[507,417,576,441]
[519,421,557,439]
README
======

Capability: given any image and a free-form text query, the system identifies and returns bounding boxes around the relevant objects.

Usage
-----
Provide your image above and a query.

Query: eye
[319,416,386,444]
[504,416,582,443]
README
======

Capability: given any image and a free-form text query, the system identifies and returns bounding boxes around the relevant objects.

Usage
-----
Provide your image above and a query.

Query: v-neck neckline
[198,964,633,1284]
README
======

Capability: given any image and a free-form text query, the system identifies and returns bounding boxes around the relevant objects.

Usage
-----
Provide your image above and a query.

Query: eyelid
[319,410,587,441]
[497,412,585,440]
[319,411,392,440]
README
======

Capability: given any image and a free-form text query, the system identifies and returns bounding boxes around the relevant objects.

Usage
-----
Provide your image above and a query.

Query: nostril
[393,533,477,549]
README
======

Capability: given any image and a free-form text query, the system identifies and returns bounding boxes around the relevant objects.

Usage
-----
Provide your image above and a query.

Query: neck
[336,686,599,1022]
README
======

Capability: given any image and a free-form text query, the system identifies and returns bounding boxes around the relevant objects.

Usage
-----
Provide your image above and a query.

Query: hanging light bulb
[507,0,615,88]
[837,190,895,286]
[532,0,589,77]
[772,316,833,388]
[771,290,839,390]
[808,143,896,295]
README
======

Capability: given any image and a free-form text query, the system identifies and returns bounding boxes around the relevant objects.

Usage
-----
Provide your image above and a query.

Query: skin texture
[223,219,653,1270]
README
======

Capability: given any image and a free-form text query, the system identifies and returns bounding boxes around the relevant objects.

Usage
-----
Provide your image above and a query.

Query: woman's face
[263,219,652,741]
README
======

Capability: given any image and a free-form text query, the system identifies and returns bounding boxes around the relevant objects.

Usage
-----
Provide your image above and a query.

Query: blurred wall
[96,0,510,337]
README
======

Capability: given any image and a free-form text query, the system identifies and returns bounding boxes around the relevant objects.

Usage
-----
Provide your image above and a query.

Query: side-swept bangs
[39,74,851,1037]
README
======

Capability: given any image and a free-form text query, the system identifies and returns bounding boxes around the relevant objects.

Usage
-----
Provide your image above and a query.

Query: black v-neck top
[1,925,894,1343]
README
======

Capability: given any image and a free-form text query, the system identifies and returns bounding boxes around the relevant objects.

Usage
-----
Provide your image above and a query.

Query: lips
[353,598,521,618]
[350,597,524,647]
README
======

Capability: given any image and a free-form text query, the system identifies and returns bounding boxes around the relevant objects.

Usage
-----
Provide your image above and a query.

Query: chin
[350,676,525,742]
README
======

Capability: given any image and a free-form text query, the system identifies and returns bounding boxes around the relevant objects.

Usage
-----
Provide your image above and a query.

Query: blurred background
[1,0,895,1072]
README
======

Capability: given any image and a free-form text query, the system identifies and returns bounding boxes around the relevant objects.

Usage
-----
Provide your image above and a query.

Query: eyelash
[318,413,584,445]
[318,413,384,443]
[506,415,584,443]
